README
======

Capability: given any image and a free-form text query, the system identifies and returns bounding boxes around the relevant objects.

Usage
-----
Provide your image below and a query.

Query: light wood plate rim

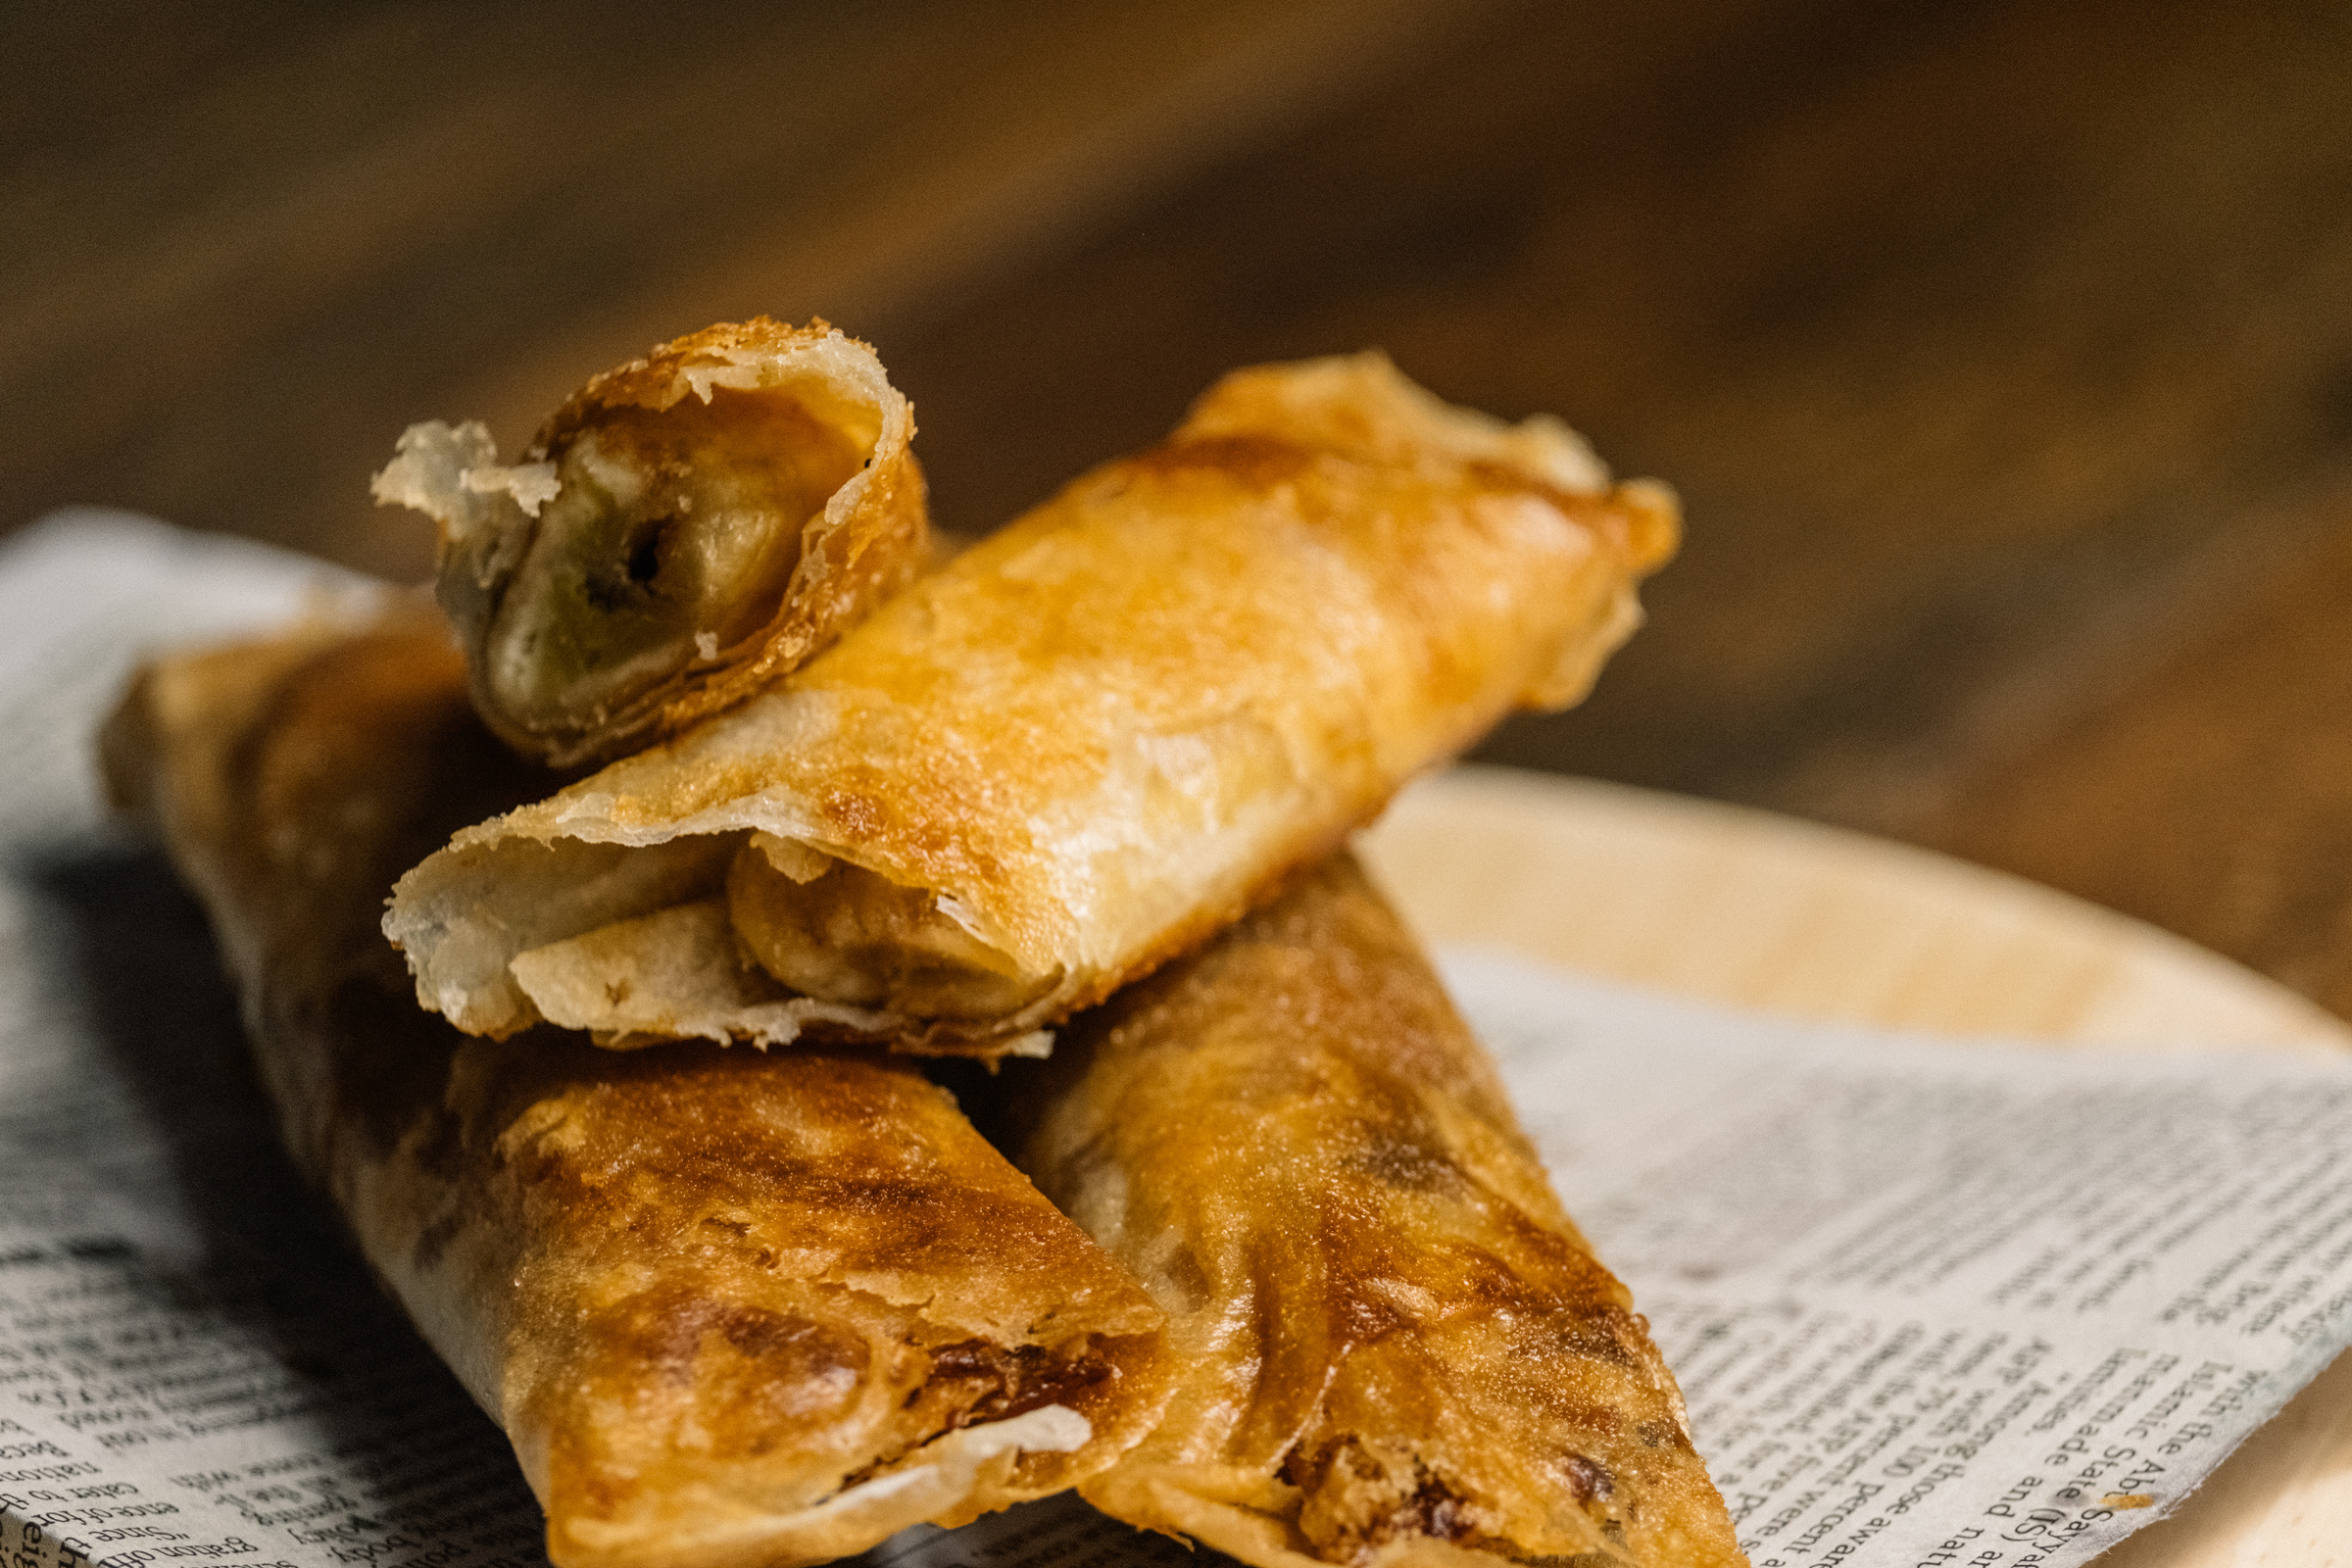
[1355,765,2352,1568]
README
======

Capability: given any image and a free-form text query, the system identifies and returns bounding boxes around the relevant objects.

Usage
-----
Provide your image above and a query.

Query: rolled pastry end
[1517,475,1681,713]
[397,827,1062,1059]
[549,1404,1098,1568]
[373,318,928,768]
[501,1051,1175,1568]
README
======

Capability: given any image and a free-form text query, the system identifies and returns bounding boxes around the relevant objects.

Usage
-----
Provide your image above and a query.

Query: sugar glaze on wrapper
[101,617,1176,1568]
[385,353,1679,1057]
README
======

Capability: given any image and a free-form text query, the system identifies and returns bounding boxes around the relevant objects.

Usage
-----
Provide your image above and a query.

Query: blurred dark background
[10,0,2352,1011]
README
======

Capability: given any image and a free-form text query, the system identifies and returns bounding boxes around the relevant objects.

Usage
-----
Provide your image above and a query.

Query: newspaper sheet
[2,512,2348,1568]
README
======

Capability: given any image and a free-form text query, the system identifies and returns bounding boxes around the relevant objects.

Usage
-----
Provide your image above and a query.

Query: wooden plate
[1356,766,2352,1568]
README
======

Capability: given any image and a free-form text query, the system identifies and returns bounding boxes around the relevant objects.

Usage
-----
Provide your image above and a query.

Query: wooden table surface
[15,1,2352,1022]
[8,4,2351,1556]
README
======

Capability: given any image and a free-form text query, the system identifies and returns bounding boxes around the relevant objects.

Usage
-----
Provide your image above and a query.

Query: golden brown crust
[1007,855,1745,1568]
[101,621,1172,1568]
[385,353,1679,1057]
[373,318,929,768]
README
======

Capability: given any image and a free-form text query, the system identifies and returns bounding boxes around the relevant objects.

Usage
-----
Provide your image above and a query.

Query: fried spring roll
[384,353,1678,1058]
[1007,855,1744,1568]
[372,318,929,768]
[99,614,1172,1568]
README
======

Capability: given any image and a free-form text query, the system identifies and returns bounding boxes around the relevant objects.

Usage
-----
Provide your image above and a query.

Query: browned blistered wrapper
[1012,855,1746,1568]
[101,616,1172,1568]
[385,354,1677,1059]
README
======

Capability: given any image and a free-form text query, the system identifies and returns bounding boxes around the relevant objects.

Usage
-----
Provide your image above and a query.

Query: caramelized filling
[483,385,870,732]
[1283,1440,1489,1559]
[922,1340,1115,1429]
[837,1338,1115,1492]
[725,834,1053,1019]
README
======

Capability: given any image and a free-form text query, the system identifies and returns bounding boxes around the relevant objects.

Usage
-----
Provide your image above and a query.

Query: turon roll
[100,612,1173,1568]
[1010,854,1745,1568]
[384,353,1679,1059]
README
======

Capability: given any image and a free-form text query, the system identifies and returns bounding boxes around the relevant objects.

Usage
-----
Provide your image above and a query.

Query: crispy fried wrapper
[373,318,929,768]
[1004,855,1745,1568]
[98,614,1173,1568]
[383,353,1679,1059]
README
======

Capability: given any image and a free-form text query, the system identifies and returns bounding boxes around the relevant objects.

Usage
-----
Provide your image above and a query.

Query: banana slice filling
[483,388,868,737]
[726,833,1054,1022]
[373,318,927,768]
